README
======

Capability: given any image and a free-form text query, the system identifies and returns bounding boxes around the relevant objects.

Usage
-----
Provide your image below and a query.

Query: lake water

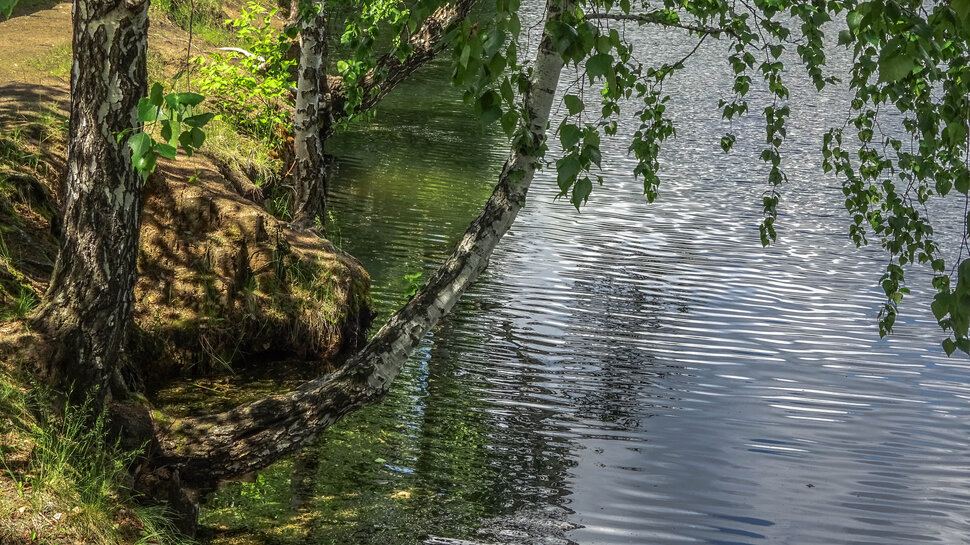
[200,14,970,545]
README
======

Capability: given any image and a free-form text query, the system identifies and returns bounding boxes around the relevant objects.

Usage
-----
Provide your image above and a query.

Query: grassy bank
[0,368,193,545]
[0,0,372,542]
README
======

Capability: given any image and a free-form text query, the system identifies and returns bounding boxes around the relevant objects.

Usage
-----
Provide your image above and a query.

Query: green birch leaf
[183,112,214,128]
[128,132,152,164]
[167,120,181,148]
[175,93,205,107]
[878,39,917,83]
[563,94,585,115]
[149,82,164,107]
[191,126,205,148]
[846,10,863,30]
[586,53,612,80]
[878,51,917,82]
[137,98,165,123]
[559,123,581,149]
[480,104,502,126]
[500,110,518,138]
[571,177,592,210]
[501,78,514,105]
[135,150,157,178]
[583,145,601,168]
[155,143,177,159]
[556,154,582,192]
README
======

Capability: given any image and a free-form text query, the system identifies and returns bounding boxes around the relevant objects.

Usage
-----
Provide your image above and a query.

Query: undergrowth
[152,0,237,47]
[0,119,58,324]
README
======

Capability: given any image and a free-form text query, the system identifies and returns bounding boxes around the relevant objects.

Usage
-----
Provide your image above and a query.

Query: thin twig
[586,12,735,37]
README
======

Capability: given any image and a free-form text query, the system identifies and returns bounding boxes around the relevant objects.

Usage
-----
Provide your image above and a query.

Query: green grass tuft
[0,380,196,545]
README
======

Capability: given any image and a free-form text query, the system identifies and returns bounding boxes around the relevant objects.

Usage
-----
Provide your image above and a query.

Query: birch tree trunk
[290,0,331,229]
[158,0,572,488]
[31,0,148,407]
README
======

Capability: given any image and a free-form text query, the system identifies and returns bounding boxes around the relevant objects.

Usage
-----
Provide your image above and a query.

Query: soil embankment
[0,1,373,379]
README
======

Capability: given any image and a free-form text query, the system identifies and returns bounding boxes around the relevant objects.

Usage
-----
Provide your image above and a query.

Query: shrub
[195,2,295,143]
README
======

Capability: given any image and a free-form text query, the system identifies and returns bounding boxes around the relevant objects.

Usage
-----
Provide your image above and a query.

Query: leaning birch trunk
[353,0,478,114]
[290,0,331,228]
[31,0,148,408]
[157,0,572,488]
[325,0,478,126]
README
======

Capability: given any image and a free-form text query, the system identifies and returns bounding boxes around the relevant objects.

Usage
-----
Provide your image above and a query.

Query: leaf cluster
[333,0,444,121]
[823,0,970,353]
[446,0,967,351]
[195,2,296,143]
[123,82,213,179]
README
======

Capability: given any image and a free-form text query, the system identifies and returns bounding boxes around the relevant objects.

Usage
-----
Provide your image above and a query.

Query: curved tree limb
[328,0,479,125]
[155,0,571,490]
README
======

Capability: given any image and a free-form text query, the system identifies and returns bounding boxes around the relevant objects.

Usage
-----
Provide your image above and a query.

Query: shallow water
[201,19,970,545]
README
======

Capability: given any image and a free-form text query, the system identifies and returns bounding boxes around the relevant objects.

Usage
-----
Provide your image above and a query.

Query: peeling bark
[158,0,571,490]
[290,0,331,229]
[31,0,148,407]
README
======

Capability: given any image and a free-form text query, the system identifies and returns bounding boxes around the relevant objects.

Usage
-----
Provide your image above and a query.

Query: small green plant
[122,82,213,179]
[9,286,38,319]
[267,189,292,220]
[195,2,296,142]
[404,271,423,297]
[325,210,342,248]
[0,233,38,322]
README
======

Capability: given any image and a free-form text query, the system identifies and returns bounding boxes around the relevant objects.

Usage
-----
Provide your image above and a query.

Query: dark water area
[200,17,970,545]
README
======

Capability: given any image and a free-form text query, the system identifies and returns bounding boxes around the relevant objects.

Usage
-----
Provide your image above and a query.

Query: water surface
[202,19,970,545]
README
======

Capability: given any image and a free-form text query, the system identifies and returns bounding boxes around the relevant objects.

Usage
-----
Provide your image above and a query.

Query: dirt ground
[0,0,72,85]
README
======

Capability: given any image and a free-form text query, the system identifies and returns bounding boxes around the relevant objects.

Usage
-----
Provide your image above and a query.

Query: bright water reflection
[203,16,970,545]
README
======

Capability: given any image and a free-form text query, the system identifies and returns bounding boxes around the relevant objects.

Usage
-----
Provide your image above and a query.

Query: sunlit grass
[0,378,196,545]
[151,0,239,47]
[25,44,71,80]
[201,116,281,180]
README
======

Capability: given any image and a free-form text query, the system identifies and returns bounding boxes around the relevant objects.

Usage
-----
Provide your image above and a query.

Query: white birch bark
[32,0,149,408]
[290,0,331,228]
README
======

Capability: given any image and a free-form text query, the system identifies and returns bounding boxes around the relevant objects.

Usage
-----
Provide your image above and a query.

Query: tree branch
[154,0,571,491]
[586,11,735,37]
[328,0,478,124]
